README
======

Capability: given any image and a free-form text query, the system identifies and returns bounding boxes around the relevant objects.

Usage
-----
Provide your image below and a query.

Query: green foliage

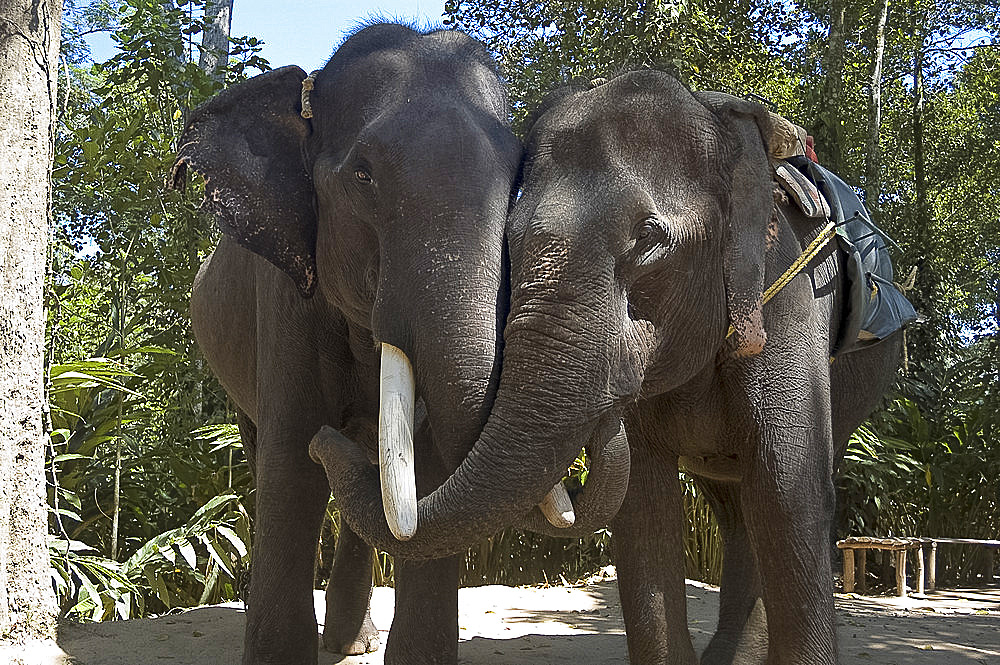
[681,475,723,584]
[49,493,250,621]
[840,338,1000,584]
[47,0,264,620]
[46,353,254,618]
[446,0,796,132]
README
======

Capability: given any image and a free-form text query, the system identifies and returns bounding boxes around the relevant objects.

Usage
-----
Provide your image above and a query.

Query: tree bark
[865,0,890,211]
[816,0,851,173]
[907,6,937,361]
[199,0,233,81]
[0,0,63,646]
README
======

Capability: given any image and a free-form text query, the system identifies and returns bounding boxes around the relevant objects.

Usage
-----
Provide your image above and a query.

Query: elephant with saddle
[169,22,614,665]
[315,70,904,665]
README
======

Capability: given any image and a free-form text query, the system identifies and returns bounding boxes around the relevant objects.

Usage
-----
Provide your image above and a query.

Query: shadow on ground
[43,581,1000,664]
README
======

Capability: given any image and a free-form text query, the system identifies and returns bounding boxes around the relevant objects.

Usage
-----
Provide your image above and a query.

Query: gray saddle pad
[784,157,919,356]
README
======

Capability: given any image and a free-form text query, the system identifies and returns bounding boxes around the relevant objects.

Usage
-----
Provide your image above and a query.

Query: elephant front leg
[323,521,380,654]
[244,427,331,665]
[384,555,460,665]
[695,477,767,665]
[739,370,838,665]
[611,446,698,665]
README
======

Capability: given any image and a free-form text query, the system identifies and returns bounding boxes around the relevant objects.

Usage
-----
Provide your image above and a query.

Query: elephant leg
[612,444,698,665]
[384,555,460,665]
[243,421,330,665]
[740,370,837,665]
[695,477,767,665]
[323,521,379,654]
[236,407,258,482]
[383,418,461,665]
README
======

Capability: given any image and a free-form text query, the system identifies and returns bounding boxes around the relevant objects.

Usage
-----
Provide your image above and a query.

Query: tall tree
[0,0,63,646]
[198,0,232,80]
[865,0,890,209]
[814,0,853,174]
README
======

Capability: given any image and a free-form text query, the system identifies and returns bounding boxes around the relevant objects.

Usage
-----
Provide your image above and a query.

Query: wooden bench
[837,536,1000,597]
[838,537,928,597]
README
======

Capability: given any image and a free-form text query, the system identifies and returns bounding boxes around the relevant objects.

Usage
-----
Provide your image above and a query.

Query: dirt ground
[12,570,1000,664]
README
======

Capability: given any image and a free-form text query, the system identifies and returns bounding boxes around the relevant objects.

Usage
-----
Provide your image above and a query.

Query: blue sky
[86,0,448,70]
[230,0,448,70]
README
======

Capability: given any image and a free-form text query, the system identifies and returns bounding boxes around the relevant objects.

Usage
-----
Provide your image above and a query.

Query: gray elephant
[689,329,900,665]
[172,23,524,665]
[314,70,904,665]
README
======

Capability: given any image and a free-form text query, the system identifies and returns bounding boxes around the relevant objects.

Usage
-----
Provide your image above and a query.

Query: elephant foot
[323,612,380,655]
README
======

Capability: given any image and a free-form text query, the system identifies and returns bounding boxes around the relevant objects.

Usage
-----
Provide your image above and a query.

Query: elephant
[691,334,901,665]
[312,70,904,665]
[172,23,527,665]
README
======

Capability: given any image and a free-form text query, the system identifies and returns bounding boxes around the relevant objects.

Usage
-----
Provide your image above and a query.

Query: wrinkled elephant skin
[178,24,520,665]
[497,71,901,665]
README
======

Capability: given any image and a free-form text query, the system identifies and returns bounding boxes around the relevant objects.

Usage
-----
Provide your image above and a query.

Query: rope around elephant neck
[300,70,321,119]
[726,220,837,341]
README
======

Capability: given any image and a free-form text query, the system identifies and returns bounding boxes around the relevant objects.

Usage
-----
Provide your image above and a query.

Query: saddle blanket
[777,156,919,356]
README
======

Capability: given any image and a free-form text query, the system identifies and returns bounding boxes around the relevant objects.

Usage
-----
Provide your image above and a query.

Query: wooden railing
[837,536,1000,597]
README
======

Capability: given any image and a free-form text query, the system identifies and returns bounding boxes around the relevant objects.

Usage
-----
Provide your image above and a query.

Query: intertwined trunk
[1,0,62,645]
[315,234,632,558]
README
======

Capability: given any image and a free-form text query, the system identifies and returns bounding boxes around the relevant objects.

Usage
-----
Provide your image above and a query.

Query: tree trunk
[0,0,63,647]
[199,0,233,81]
[865,0,890,211]
[912,31,927,227]
[816,0,851,173]
[907,7,937,362]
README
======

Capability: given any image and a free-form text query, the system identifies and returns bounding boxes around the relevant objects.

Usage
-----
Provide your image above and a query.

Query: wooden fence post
[843,548,855,593]
[895,550,907,597]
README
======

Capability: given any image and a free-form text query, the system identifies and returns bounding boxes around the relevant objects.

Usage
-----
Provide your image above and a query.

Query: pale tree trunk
[865,0,890,212]
[0,0,63,649]
[199,0,233,81]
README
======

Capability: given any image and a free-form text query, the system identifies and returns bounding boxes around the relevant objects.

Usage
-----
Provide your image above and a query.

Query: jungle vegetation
[45,0,998,620]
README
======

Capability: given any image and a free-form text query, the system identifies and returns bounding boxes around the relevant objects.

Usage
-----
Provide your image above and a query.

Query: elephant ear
[171,65,318,297]
[693,91,773,357]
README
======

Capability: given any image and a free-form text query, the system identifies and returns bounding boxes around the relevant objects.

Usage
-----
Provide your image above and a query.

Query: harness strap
[726,220,837,341]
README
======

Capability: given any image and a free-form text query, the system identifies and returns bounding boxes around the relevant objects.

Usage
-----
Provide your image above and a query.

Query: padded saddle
[774,156,919,356]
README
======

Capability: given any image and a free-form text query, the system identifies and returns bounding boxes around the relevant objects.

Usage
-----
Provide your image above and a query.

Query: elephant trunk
[511,419,631,538]
[369,196,507,537]
[313,233,633,558]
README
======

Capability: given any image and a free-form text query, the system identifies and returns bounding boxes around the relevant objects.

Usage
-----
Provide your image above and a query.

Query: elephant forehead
[321,45,504,119]
[531,127,725,202]
[326,49,417,108]
[538,78,725,174]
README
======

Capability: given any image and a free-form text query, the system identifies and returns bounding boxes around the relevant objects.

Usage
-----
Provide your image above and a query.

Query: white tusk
[539,482,576,528]
[378,343,418,541]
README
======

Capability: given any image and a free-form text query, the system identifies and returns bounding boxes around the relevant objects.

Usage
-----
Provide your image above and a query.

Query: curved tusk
[539,482,576,528]
[378,343,418,541]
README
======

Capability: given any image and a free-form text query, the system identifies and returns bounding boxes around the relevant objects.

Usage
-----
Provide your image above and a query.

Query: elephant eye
[633,217,663,244]
[354,168,373,184]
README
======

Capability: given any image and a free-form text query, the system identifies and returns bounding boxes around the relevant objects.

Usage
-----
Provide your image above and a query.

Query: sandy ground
[11,571,1000,664]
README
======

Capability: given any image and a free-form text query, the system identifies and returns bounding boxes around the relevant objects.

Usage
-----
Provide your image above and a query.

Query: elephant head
[172,24,526,536]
